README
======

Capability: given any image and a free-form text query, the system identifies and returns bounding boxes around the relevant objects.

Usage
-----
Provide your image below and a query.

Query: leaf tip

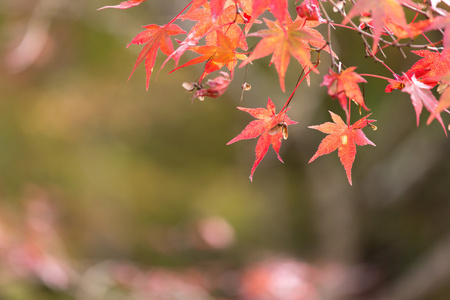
[345,168,353,185]
[308,155,317,164]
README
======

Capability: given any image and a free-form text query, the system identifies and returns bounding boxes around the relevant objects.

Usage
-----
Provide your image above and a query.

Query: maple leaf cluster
[99,0,450,185]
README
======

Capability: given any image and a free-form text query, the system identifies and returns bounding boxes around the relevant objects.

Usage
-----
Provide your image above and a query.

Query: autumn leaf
[227,98,298,181]
[309,111,376,185]
[321,67,368,114]
[240,16,321,92]
[342,0,418,53]
[251,0,288,24]
[170,30,247,82]
[181,2,248,50]
[98,0,147,10]
[427,14,450,49]
[127,23,186,90]
[401,74,448,135]
[427,75,450,125]
[385,19,431,40]
[161,33,201,70]
[358,14,430,40]
[428,89,450,126]
[184,0,252,22]
[405,49,450,87]
[183,0,224,21]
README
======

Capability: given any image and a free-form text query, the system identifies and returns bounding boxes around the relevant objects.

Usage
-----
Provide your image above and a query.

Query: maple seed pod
[281,125,288,140]
[182,82,196,92]
[437,82,449,94]
[333,0,345,12]
[182,82,203,92]
[242,82,251,91]
[269,122,288,140]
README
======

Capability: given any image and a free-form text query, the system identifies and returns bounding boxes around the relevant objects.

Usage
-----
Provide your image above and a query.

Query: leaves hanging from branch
[240,15,323,92]
[99,0,450,183]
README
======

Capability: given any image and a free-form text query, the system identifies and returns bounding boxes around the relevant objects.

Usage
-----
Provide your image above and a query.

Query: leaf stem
[347,90,352,125]
[279,56,321,114]
[359,73,394,81]
[167,0,194,25]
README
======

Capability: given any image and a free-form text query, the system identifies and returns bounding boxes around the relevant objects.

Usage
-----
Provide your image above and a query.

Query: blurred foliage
[0,0,449,299]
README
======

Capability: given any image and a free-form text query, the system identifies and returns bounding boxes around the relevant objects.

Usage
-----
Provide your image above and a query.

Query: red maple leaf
[404,49,450,87]
[127,23,186,90]
[240,16,322,92]
[184,0,225,21]
[321,67,368,114]
[358,14,430,40]
[428,74,450,125]
[385,73,405,93]
[181,2,248,50]
[161,33,201,70]
[401,74,448,135]
[309,111,376,185]
[98,0,147,10]
[251,0,288,24]
[170,30,247,82]
[427,14,450,49]
[227,98,298,181]
[342,0,418,53]
[385,19,431,40]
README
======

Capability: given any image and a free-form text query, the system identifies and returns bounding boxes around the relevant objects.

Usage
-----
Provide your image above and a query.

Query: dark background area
[0,0,449,299]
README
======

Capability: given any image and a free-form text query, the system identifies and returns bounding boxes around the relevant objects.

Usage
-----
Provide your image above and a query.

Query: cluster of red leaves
[99,0,450,185]
[386,49,450,135]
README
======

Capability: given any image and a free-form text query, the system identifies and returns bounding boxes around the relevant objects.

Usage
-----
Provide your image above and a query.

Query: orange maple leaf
[385,19,431,40]
[343,0,418,53]
[127,23,186,90]
[405,49,450,87]
[240,16,322,92]
[227,98,297,181]
[170,30,247,81]
[98,0,147,10]
[321,67,368,113]
[251,0,288,24]
[181,2,248,50]
[309,111,376,185]
[184,0,225,21]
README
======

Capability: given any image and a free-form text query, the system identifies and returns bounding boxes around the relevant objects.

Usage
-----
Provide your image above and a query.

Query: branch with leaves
[98,0,450,185]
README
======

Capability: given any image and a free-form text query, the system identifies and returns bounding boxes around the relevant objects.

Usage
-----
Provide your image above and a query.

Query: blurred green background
[0,0,449,299]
